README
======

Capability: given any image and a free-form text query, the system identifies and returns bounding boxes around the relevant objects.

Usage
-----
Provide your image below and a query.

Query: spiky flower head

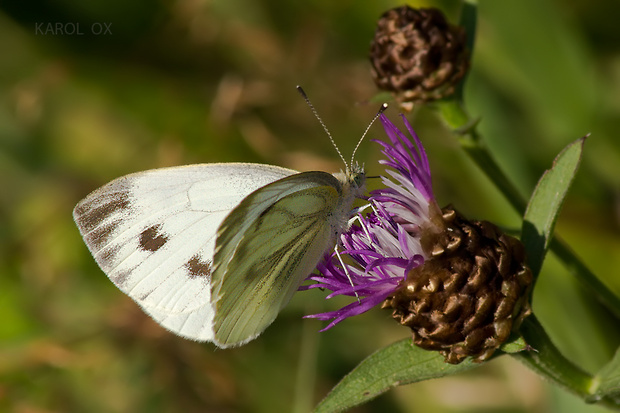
[369,6,469,108]
[303,114,532,364]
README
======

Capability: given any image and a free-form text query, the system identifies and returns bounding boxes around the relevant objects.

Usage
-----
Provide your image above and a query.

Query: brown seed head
[383,206,533,364]
[369,6,469,107]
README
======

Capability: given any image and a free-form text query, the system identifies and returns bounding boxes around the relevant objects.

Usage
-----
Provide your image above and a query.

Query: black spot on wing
[139,224,169,252]
[185,255,212,279]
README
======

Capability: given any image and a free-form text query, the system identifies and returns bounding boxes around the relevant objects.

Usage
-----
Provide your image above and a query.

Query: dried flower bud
[369,6,469,107]
[383,206,533,364]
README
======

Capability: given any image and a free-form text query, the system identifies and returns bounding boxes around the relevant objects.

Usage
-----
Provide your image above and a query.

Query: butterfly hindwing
[73,163,295,341]
[211,171,345,347]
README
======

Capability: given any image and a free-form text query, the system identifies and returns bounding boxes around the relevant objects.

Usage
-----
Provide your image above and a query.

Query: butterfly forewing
[211,171,345,347]
[73,163,295,341]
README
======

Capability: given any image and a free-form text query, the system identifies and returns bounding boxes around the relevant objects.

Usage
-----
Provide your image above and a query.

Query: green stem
[549,237,620,319]
[455,0,477,103]
[437,100,620,318]
[513,316,619,410]
[458,133,527,215]
[293,309,320,413]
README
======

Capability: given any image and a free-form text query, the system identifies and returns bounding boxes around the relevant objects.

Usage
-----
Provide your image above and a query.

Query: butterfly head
[336,162,366,200]
[347,162,366,190]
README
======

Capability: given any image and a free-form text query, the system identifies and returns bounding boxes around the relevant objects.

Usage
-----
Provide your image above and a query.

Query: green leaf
[521,137,586,277]
[313,339,478,413]
[499,334,528,354]
[589,347,620,404]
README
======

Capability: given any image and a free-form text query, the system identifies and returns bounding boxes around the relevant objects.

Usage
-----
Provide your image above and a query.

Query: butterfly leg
[346,204,372,226]
[333,245,361,304]
[347,207,373,244]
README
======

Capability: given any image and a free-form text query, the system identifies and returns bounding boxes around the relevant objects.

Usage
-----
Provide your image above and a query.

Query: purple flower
[302,113,444,329]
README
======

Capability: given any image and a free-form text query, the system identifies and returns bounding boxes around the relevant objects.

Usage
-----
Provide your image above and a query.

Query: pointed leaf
[313,339,478,413]
[499,334,528,354]
[589,346,620,404]
[522,137,585,277]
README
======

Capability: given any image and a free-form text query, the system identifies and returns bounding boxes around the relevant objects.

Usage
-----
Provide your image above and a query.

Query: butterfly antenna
[350,103,388,167]
[297,86,348,171]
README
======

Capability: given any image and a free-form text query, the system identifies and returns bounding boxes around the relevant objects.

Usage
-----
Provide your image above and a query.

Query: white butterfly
[74,93,382,348]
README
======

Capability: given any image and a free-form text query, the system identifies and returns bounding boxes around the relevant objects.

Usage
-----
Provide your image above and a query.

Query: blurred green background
[1,0,620,411]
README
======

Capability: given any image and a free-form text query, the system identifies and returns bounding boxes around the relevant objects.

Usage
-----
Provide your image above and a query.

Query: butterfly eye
[353,173,366,189]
